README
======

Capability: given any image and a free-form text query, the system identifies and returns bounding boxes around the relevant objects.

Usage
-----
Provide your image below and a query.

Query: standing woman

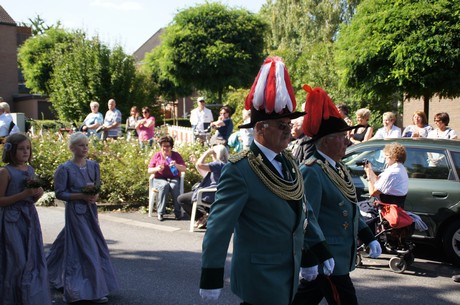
[47,132,119,304]
[135,106,155,149]
[427,112,458,140]
[147,136,187,221]
[0,134,51,304]
[402,111,433,138]
[349,108,373,144]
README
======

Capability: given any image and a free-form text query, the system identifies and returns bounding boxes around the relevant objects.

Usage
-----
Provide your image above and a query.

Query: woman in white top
[364,142,409,208]
[372,111,401,139]
[402,111,433,138]
[427,112,458,140]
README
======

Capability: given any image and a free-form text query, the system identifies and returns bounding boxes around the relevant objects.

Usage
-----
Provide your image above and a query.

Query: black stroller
[357,198,415,273]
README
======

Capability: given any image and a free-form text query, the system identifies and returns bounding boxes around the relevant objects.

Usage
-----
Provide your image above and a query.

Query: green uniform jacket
[300,152,374,275]
[200,143,306,305]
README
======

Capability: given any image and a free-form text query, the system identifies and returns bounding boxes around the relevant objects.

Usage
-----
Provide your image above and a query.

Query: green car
[344,138,460,266]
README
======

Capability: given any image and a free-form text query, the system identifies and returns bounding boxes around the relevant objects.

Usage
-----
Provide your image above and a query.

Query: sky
[2,0,267,54]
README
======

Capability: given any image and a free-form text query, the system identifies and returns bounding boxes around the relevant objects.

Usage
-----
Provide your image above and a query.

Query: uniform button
[342,210,349,217]
[343,222,349,230]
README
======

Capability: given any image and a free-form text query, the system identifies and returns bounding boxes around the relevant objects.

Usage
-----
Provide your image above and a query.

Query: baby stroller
[357,199,415,273]
[193,125,212,146]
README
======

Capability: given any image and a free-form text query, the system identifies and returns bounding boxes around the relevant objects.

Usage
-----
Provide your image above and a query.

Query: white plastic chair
[189,187,217,232]
[148,171,185,218]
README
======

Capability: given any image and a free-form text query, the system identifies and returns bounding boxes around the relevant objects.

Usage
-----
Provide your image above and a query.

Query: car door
[404,147,460,239]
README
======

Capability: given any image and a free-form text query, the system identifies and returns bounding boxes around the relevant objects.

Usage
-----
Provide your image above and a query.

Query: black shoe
[175,215,183,220]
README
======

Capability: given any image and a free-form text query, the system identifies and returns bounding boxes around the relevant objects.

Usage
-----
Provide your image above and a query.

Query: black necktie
[275,154,291,180]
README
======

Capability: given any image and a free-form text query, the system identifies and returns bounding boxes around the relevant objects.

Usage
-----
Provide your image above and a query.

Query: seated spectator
[364,142,409,208]
[177,145,228,229]
[0,100,20,135]
[81,101,104,137]
[349,108,373,144]
[126,106,142,141]
[135,106,155,149]
[402,111,433,138]
[227,131,243,153]
[427,112,458,139]
[210,106,233,146]
[147,136,187,221]
[372,111,401,139]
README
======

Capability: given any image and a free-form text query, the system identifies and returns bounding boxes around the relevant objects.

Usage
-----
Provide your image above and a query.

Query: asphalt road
[38,206,460,305]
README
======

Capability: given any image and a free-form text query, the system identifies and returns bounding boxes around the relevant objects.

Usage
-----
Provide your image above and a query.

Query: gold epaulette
[229,149,250,163]
[303,155,318,166]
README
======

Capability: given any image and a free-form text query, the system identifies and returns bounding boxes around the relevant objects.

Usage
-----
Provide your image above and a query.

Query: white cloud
[90,0,142,11]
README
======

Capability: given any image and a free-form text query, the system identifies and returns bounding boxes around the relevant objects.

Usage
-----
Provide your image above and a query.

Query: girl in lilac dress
[0,133,51,305]
[46,132,118,303]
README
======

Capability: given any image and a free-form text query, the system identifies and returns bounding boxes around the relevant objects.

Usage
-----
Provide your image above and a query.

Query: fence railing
[167,125,195,144]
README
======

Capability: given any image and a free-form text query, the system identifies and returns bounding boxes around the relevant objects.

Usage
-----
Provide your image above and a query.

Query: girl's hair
[2,133,32,165]
[68,132,89,149]
[213,144,229,163]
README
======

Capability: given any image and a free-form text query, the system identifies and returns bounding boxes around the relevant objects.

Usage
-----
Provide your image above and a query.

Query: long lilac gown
[46,160,119,302]
[0,165,52,305]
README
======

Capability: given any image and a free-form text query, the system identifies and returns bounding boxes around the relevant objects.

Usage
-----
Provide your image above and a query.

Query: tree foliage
[260,0,361,108]
[19,28,158,121]
[335,0,460,115]
[144,3,267,102]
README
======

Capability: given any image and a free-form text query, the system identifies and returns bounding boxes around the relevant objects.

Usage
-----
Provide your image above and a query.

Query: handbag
[379,202,414,229]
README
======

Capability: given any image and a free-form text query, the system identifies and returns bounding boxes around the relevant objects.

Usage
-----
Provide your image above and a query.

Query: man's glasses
[263,121,293,131]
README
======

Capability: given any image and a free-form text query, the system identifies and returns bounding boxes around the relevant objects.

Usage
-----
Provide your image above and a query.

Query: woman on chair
[364,142,409,208]
[147,136,186,221]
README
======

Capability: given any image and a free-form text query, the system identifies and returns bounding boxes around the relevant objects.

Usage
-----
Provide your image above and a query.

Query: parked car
[343,138,460,266]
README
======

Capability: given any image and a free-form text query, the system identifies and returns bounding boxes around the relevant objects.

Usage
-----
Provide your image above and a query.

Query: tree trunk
[423,94,430,119]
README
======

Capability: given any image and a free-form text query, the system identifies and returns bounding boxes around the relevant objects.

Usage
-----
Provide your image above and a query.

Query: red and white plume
[245,56,296,114]
[302,85,341,137]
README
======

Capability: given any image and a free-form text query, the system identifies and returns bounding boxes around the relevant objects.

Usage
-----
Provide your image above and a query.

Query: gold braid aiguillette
[247,151,304,201]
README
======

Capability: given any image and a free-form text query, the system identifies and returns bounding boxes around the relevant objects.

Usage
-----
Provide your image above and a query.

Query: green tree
[18,15,61,36]
[18,28,75,95]
[335,0,460,117]
[19,28,158,122]
[260,0,361,107]
[145,3,267,102]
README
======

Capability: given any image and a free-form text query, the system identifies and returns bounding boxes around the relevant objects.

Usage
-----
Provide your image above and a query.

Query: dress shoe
[158,215,164,221]
[453,274,460,282]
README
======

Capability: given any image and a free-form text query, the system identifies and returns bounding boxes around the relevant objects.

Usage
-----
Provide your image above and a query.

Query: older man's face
[108,100,116,110]
[257,118,292,153]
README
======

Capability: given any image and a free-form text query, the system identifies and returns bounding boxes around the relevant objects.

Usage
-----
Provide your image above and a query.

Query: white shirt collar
[317,149,337,168]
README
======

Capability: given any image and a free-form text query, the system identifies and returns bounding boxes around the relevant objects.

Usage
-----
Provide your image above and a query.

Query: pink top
[137,116,155,141]
[148,151,185,179]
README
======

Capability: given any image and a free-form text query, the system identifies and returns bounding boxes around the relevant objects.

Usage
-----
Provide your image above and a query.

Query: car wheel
[442,220,460,267]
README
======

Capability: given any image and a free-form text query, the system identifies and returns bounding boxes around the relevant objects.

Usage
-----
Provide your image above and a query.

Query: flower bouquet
[24,176,45,188]
[81,183,101,195]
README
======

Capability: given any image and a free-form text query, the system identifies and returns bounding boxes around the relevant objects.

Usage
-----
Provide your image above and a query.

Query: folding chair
[189,187,217,232]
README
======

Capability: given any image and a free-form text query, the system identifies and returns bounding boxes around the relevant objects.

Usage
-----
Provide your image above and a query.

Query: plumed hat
[238,56,305,129]
[302,85,359,141]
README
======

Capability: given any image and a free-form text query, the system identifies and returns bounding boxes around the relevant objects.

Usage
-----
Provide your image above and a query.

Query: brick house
[0,5,55,121]
[403,97,460,135]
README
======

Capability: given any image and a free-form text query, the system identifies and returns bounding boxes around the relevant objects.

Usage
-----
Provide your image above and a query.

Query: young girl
[0,133,52,304]
[46,132,118,303]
